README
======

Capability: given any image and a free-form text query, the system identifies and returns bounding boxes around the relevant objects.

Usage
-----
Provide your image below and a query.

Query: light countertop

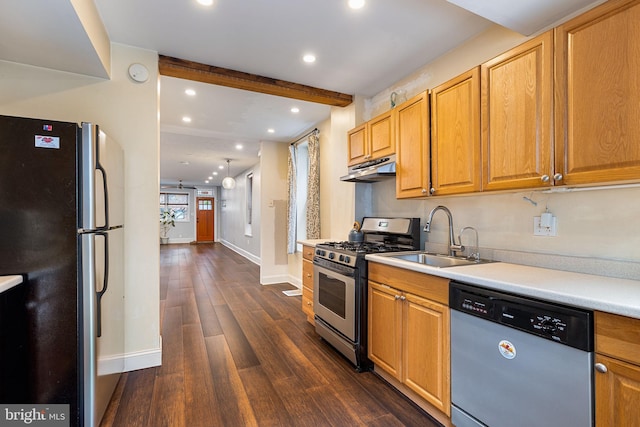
[298,239,336,247]
[0,275,23,294]
[366,254,640,319]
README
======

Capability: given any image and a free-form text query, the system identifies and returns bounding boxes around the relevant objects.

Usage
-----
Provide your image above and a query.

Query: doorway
[196,197,214,242]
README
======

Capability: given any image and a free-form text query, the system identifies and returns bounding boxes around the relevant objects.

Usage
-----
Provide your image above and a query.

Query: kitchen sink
[381,251,495,268]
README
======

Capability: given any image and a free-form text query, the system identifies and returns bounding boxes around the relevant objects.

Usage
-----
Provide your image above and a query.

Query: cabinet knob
[422,188,427,194]
[595,363,608,373]
[554,173,563,182]
[395,295,401,300]
[306,274,312,278]
[306,301,312,306]
[541,175,550,182]
[400,295,406,301]
[430,188,435,194]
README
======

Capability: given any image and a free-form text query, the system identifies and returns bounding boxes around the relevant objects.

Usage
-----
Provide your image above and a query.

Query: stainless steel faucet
[424,205,463,256]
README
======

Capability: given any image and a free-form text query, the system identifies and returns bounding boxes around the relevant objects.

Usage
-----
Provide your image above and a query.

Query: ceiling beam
[158,55,353,107]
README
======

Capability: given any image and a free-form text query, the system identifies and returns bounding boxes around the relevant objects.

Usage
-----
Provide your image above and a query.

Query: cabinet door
[555,0,640,186]
[403,293,450,415]
[368,281,402,379]
[395,91,430,198]
[347,123,367,166]
[431,67,482,195]
[301,259,314,322]
[482,31,553,191]
[369,110,395,160]
[595,354,640,427]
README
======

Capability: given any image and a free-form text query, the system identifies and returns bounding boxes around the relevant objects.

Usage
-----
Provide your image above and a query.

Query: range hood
[446,0,604,35]
[340,155,396,183]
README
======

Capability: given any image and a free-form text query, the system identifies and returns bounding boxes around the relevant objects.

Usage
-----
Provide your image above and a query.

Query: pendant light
[222,159,236,189]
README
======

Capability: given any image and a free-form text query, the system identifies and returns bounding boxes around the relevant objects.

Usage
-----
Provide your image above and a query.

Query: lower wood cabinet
[368,263,450,416]
[595,311,640,426]
[301,245,315,324]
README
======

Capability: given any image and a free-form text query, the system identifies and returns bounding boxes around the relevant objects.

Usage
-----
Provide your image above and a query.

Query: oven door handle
[313,262,356,279]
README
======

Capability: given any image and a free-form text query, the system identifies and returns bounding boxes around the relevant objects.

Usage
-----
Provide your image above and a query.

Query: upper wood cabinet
[481,31,554,191]
[430,67,482,195]
[395,92,430,198]
[347,110,395,166]
[347,123,367,166]
[555,0,640,186]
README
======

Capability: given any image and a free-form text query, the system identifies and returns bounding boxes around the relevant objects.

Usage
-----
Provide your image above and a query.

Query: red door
[196,197,214,242]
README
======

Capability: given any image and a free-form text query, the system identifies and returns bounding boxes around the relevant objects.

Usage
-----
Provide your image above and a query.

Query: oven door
[313,262,356,342]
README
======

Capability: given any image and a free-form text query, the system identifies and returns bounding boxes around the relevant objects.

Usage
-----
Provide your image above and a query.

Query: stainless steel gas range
[313,217,421,371]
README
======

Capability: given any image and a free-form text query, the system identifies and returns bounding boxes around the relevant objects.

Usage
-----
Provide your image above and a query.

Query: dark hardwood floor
[101,243,440,427]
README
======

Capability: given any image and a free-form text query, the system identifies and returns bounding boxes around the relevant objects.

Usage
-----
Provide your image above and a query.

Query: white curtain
[287,144,297,254]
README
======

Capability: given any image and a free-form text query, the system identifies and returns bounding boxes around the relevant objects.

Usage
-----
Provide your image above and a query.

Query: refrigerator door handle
[96,161,110,230]
[95,231,109,337]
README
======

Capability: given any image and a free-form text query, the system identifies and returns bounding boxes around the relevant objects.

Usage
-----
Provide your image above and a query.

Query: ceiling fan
[160,180,197,190]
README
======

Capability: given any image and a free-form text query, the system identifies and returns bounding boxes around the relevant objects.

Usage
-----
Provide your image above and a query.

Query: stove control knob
[338,255,345,262]
[344,256,350,263]
[328,252,335,260]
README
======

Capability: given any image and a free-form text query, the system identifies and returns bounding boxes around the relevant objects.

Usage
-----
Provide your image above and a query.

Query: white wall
[219,162,261,264]
[258,141,291,284]
[0,43,162,369]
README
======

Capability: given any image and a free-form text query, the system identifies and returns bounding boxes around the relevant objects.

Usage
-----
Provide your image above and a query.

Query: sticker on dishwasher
[498,340,516,359]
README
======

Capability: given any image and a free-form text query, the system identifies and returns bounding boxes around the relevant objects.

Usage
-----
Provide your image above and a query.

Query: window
[245,172,253,236]
[246,172,253,225]
[160,192,190,222]
[295,141,309,245]
[198,199,212,211]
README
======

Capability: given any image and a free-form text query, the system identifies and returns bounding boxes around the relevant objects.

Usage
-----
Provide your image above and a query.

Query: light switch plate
[534,216,557,236]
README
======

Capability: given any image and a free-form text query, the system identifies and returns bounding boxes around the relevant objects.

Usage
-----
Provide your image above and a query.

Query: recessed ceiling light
[197,0,214,6]
[348,0,365,9]
[303,54,316,63]
[180,161,190,165]
[218,165,225,170]
[291,107,300,113]
[213,172,218,176]
[236,144,243,150]
[185,89,196,96]
[267,128,275,133]
[205,180,210,184]
[208,176,213,180]
[182,116,192,123]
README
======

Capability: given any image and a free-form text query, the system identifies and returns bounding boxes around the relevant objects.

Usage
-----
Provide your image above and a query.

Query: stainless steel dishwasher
[450,281,594,427]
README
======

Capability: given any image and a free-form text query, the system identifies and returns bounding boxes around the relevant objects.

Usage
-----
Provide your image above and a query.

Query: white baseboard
[287,274,302,289]
[123,338,163,372]
[164,237,192,244]
[220,239,261,265]
[261,274,299,286]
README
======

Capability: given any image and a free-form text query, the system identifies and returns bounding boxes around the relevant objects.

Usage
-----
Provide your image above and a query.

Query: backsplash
[363,178,640,280]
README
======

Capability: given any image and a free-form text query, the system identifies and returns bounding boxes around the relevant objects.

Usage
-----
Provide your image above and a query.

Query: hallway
[101,243,439,426]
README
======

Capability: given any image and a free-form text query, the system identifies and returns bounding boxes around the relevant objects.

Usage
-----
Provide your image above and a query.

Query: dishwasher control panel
[450,281,593,351]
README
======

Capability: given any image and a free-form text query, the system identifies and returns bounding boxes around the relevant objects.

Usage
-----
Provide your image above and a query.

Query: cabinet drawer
[596,311,640,365]
[303,245,315,261]
[302,260,314,288]
[302,286,314,317]
[368,262,449,306]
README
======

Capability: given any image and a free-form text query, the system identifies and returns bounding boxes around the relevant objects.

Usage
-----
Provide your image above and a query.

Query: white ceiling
[94,0,494,188]
[1,0,602,188]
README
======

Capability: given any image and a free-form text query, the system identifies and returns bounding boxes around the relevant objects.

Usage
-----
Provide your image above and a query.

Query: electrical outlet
[533,216,557,236]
